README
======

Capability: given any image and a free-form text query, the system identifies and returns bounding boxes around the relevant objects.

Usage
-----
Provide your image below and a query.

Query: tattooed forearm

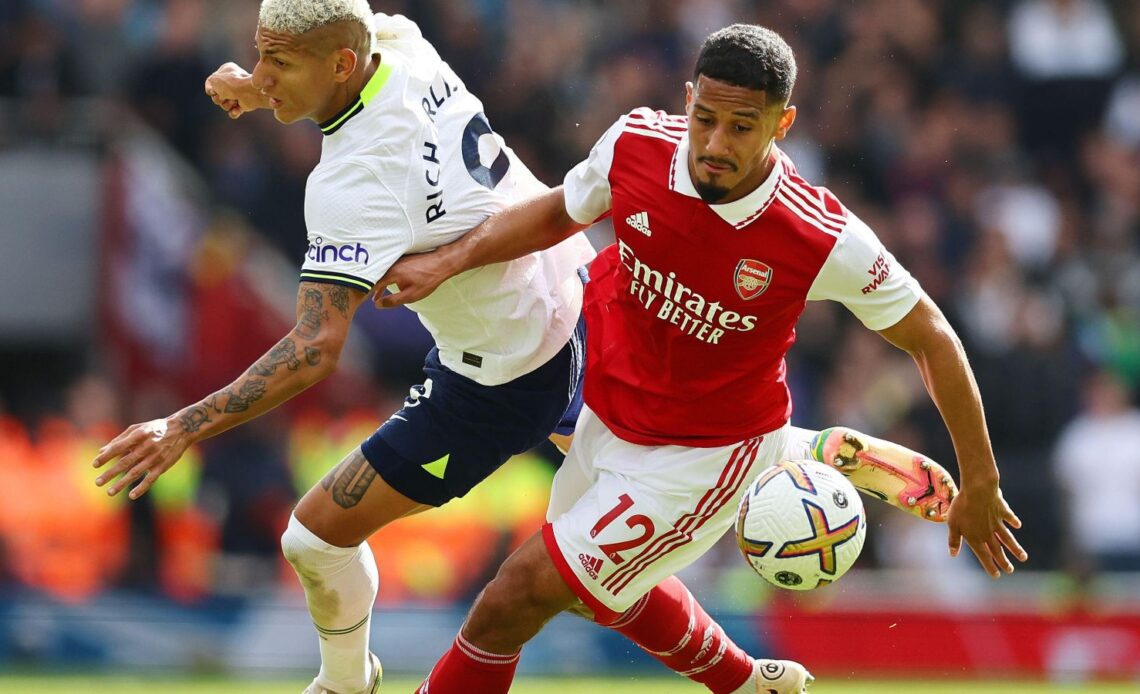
[222,379,268,412]
[296,288,329,340]
[329,286,350,318]
[305,346,321,367]
[179,406,212,433]
[325,450,377,508]
[249,338,302,376]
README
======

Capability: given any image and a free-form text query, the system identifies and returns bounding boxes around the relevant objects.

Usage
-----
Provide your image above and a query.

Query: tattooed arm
[93,282,368,499]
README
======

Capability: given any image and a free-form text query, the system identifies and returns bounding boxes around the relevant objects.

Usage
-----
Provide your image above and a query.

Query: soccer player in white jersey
[377,24,1028,694]
[93,4,589,693]
[87,6,919,694]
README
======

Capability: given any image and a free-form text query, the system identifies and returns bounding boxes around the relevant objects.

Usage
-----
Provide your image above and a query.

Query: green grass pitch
[3,676,1137,693]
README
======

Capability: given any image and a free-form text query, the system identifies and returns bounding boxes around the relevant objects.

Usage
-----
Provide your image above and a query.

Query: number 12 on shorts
[590,494,657,565]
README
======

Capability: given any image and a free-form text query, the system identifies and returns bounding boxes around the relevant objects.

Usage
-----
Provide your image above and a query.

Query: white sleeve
[562,114,629,224]
[807,212,922,330]
[300,163,414,293]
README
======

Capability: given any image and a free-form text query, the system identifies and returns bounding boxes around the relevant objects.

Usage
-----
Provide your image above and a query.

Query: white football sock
[282,513,379,693]
[785,425,820,461]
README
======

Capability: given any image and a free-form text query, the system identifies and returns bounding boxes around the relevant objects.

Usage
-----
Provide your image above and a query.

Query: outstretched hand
[205,62,268,119]
[93,418,192,500]
[946,482,1027,578]
[372,250,457,308]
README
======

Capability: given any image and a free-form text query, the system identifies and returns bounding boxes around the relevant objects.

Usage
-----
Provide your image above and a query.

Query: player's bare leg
[789,426,958,522]
[284,447,430,694]
[420,533,812,694]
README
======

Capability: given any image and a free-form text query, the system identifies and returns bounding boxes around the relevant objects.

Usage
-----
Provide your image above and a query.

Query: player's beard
[693,156,737,202]
[694,180,731,203]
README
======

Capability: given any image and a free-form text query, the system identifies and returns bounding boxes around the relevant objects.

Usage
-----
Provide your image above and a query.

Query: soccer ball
[736,460,867,590]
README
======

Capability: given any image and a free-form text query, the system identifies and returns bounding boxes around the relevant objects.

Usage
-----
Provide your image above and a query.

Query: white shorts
[542,405,790,622]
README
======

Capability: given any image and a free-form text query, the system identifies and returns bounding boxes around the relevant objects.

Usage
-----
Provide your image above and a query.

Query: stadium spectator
[1054,368,1140,575]
[1008,0,1125,161]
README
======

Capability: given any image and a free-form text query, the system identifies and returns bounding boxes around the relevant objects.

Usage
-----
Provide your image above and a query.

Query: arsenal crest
[735,259,772,300]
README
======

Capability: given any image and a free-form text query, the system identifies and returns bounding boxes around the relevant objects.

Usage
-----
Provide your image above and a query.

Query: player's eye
[273,58,287,68]
[695,115,713,125]
[734,124,753,133]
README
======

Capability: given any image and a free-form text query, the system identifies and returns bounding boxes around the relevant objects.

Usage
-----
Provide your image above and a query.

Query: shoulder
[618,107,687,144]
[307,160,404,219]
[773,152,849,239]
[309,160,383,197]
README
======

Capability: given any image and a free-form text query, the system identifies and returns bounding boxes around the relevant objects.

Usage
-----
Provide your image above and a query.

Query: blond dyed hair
[259,0,375,51]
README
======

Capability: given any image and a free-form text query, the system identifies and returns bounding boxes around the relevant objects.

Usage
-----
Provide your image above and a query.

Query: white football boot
[302,652,383,694]
[750,658,813,693]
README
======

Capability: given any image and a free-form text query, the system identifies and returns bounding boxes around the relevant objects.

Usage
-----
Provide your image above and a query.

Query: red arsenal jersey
[563,109,922,447]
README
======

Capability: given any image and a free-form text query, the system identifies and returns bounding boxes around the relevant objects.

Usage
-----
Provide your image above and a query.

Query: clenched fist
[205,62,269,119]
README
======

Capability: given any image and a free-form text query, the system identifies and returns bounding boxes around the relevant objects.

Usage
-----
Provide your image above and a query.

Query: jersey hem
[592,410,789,449]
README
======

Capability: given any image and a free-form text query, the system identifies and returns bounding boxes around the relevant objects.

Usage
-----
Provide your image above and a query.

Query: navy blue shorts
[360,314,586,507]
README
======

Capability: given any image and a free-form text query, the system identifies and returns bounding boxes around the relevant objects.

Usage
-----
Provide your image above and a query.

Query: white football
[736,460,867,590]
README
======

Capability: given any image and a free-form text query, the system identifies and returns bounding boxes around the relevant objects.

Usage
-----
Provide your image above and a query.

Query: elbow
[546,187,587,242]
[900,296,965,360]
[911,322,968,369]
[294,332,344,384]
[306,352,340,384]
[932,313,966,358]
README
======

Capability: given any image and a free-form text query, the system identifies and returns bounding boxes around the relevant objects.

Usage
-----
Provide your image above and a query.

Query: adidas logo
[626,211,652,236]
[578,552,603,579]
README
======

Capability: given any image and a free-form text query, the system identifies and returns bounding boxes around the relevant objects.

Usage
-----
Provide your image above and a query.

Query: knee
[280,513,318,571]
[280,512,350,575]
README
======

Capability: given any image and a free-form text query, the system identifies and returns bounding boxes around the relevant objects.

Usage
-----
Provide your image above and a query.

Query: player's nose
[705,125,731,157]
[250,60,272,92]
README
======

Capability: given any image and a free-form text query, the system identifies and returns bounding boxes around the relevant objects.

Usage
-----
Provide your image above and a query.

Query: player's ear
[332,47,358,83]
[684,81,694,110]
[773,105,796,141]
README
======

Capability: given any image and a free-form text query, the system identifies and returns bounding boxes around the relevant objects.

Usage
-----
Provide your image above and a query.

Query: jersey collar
[318,60,394,136]
[669,138,784,229]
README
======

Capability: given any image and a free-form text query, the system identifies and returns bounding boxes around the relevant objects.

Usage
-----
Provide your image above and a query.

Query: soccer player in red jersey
[377,24,1027,694]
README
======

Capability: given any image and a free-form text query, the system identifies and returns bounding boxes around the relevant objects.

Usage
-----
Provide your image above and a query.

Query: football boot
[811,427,957,522]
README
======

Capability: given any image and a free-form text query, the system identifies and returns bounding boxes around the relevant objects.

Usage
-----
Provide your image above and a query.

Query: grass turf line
[1,677,1138,693]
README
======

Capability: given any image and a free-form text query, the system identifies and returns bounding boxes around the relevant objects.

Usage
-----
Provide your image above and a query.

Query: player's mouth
[269,97,283,108]
[698,158,736,175]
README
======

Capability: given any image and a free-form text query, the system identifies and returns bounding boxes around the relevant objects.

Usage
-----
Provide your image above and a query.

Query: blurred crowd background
[2,0,1140,679]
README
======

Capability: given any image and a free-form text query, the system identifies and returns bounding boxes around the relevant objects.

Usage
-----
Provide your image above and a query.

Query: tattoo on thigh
[326,451,377,508]
[320,464,336,491]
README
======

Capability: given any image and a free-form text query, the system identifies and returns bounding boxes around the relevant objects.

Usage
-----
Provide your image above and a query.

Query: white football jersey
[300,15,595,385]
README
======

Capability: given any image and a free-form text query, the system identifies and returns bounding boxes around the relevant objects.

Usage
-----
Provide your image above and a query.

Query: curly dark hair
[694,24,797,103]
